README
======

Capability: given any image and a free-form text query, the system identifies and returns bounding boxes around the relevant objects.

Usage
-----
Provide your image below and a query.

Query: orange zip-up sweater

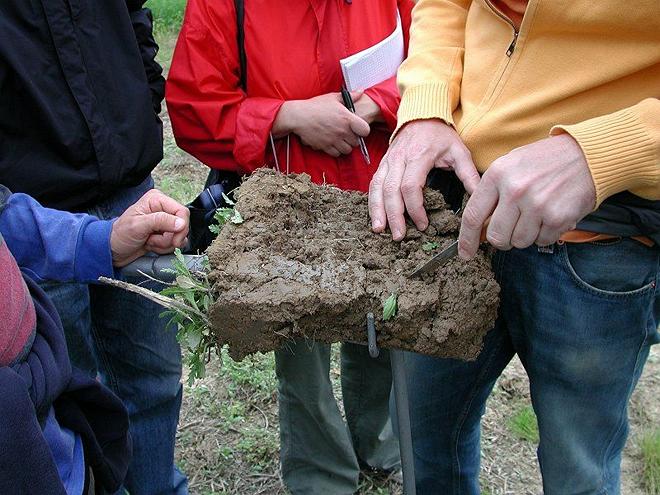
[396,0,659,207]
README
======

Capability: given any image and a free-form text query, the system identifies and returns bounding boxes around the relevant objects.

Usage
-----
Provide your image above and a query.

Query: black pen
[341,86,371,165]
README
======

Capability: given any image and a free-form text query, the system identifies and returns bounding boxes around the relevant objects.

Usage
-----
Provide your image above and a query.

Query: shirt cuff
[394,82,454,141]
[234,97,286,172]
[74,219,115,283]
[551,107,658,207]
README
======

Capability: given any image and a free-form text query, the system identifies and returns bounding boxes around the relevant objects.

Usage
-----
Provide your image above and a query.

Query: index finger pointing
[383,156,408,241]
[369,159,389,233]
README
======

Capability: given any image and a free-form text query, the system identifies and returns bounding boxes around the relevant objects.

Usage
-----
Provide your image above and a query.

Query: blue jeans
[42,177,188,495]
[408,239,660,495]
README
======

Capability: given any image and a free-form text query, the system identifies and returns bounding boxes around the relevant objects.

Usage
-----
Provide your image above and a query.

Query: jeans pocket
[560,239,658,298]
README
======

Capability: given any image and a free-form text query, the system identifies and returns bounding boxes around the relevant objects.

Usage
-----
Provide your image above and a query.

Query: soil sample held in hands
[207,170,499,361]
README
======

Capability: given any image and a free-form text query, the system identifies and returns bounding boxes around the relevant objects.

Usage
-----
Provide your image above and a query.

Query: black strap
[234,0,247,90]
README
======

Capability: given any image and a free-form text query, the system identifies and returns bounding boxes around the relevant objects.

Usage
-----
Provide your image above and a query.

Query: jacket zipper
[506,31,519,57]
[484,0,519,56]
[456,0,524,137]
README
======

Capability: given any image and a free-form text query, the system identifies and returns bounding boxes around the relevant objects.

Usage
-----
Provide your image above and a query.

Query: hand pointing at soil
[110,189,190,267]
[369,120,481,241]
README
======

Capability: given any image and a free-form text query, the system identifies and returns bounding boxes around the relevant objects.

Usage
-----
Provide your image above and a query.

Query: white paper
[340,13,404,91]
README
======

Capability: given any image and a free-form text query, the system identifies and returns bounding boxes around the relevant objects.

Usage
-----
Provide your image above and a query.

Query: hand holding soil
[459,134,597,258]
[207,170,499,361]
[369,119,480,241]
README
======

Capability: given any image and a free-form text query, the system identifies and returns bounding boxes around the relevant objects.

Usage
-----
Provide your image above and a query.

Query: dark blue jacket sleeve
[0,187,115,284]
[126,1,165,115]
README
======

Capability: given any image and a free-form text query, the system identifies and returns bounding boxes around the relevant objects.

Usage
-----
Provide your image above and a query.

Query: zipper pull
[506,31,519,57]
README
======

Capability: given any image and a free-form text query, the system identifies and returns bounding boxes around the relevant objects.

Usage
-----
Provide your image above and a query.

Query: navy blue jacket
[0,187,130,493]
[1,277,131,494]
[0,0,165,211]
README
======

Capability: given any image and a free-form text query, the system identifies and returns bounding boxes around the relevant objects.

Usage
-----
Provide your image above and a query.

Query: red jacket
[166,0,413,192]
[0,233,35,367]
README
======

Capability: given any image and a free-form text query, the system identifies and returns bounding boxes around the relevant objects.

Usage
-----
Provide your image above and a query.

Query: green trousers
[275,340,400,495]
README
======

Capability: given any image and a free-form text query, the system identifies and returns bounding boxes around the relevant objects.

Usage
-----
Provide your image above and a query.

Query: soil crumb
[207,170,499,361]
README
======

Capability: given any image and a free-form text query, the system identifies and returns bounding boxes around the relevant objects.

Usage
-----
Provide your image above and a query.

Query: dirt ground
[154,110,658,495]
[174,349,658,495]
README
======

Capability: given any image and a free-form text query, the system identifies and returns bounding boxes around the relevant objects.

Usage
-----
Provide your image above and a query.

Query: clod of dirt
[207,170,499,361]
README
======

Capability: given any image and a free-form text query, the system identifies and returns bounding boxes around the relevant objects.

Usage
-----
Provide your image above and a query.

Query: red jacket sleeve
[362,0,414,132]
[165,0,284,173]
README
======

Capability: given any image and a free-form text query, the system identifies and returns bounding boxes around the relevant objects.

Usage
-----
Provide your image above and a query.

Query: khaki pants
[276,340,400,495]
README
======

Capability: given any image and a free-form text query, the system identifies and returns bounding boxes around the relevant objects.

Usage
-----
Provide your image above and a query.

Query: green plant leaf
[182,291,199,311]
[422,241,439,252]
[187,328,203,350]
[174,247,186,266]
[222,192,235,206]
[383,293,398,321]
[176,275,199,290]
[187,353,207,386]
[158,247,215,385]
[213,208,233,227]
[230,209,244,224]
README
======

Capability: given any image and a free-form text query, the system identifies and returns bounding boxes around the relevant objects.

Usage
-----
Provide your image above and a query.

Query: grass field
[147,3,659,494]
[148,0,187,35]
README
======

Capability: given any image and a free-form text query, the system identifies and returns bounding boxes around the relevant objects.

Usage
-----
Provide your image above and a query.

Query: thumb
[348,114,370,138]
[143,211,186,236]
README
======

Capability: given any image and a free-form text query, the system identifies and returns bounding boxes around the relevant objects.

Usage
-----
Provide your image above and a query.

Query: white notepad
[340,13,404,91]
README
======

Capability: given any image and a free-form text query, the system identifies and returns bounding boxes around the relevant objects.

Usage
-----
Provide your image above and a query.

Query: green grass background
[148,0,187,35]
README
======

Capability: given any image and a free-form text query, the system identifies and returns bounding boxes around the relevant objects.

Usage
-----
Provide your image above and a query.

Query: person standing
[0,2,188,493]
[369,0,659,493]
[167,1,414,492]
[0,185,189,494]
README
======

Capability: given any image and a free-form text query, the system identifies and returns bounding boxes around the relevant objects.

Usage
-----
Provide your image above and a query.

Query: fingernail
[393,229,403,240]
[174,218,185,230]
[372,220,382,231]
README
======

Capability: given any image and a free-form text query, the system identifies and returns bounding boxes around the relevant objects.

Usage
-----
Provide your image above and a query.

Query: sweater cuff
[393,82,454,141]
[551,108,658,207]
[74,219,115,283]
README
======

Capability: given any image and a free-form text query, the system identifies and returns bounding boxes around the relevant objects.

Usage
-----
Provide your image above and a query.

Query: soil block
[207,170,499,361]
